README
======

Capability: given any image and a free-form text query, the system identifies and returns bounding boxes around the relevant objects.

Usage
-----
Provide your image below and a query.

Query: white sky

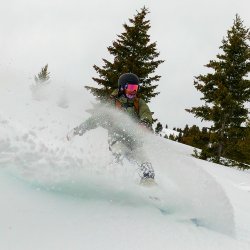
[0,0,250,128]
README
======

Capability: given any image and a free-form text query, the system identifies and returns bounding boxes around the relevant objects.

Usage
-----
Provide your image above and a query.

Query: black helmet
[118,73,140,89]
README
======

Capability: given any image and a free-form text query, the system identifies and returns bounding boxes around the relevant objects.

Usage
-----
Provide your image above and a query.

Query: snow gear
[110,89,152,128]
[114,97,140,116]
[139,162,155,179]
[124,83,139,99]
[118,73,141,99]
[118,73,140,89]
[68,73,155,181]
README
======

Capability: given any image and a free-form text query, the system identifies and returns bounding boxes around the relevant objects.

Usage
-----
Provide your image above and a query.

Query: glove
[66,125,87,141]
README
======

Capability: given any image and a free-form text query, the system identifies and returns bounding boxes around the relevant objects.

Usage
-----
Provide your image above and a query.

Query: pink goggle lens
[125,84,139,93]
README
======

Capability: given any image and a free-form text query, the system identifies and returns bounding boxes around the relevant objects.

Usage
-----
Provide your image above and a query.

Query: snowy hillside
[1,81,250,250]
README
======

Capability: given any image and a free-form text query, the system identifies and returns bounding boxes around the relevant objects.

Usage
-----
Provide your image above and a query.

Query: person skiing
[67,73,155,185]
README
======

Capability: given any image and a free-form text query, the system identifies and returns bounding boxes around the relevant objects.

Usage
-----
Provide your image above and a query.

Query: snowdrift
[0,82,234,236]
[1,79,250,249]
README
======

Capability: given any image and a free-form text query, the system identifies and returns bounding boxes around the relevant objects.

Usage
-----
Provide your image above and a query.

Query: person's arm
[66,115,99,141]
[138,99,153,129]
[74,116,99,135]
[66,106,114,141]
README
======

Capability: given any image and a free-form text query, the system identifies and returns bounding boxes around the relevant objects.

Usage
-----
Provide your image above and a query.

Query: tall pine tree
[187,15,250,164]
[85,7,164,103]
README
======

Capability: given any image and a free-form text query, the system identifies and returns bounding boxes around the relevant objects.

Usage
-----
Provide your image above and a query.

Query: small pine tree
[176,131,183,142]
[183,125,189,137]
[187,15,250,164]
[168,134,177,141]
[155,122,163,134]
[34,64,50,84]
[164,134,169,139]
[31,64,51,101]
[85,7,164,103]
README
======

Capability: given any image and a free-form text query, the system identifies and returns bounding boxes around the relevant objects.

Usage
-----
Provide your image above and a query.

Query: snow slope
[1,80,250,250]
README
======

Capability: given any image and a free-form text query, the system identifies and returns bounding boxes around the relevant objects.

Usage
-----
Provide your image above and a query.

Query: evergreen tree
[85,7,164,103]
[176,131,183,142]
[187,15,250,163]
[30,64,51,101]
[168,134,177,141]
[34,64,50,84]
[155,122,163,134]
[183,124,189,137]
[179,125,200,147]
[228,120,250,168]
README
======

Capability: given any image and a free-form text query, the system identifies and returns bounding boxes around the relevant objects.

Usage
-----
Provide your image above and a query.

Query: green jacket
[110,89,153,127]
[74,90,153,147]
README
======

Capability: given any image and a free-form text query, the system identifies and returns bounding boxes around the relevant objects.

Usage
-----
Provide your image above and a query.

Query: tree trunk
[217,118,227,161]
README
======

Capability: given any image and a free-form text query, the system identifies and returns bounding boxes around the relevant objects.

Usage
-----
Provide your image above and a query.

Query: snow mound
[0,100,235,236]
[4,80,250,249]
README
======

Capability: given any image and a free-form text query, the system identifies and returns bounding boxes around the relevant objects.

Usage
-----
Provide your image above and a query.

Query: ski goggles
[124,84,139,95]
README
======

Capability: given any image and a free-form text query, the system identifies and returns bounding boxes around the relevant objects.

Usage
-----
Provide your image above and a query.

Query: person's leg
[109,140,131,164]
[109,138,155,181]
[132,146,155,180]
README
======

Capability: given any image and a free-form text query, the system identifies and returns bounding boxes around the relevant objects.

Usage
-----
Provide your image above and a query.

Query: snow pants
[108,139,155,179]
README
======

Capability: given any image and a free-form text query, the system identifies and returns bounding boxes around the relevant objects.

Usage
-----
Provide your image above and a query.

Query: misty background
[1,0,250,128]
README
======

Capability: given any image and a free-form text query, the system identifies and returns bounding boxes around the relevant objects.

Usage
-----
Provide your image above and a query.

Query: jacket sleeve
[73,115,99,136]
[138,99,153,127]
[73,106,113,136]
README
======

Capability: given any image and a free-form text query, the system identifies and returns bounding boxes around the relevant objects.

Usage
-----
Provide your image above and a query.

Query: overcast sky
[1,0,250,128]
